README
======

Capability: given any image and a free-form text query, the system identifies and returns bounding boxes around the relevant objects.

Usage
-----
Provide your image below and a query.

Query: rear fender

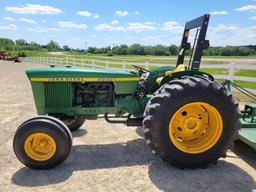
[160,71,214,86]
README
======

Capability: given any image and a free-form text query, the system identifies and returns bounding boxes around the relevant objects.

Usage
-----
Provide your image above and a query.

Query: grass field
[201,68,228,75]
[234,80,256,89]
[234,69,256,78]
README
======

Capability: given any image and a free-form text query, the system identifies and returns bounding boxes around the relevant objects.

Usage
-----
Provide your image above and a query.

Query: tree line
[88,44,256,56]
[0,38,255,57]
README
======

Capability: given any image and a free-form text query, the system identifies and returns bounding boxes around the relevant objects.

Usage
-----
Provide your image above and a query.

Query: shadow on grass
[12,139,256,192]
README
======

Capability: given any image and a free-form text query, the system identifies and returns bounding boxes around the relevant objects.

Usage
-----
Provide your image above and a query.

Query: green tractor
[13,14,240,169]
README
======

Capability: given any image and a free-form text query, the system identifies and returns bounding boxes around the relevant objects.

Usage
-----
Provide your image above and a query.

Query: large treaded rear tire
[143,76,240,168]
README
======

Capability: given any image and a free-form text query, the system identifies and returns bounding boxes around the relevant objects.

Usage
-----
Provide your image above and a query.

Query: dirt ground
[0,61,255,192]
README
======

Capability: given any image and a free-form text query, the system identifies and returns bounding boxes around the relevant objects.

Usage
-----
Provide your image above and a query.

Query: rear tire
[13,116,72,169]
[143,76,240,168]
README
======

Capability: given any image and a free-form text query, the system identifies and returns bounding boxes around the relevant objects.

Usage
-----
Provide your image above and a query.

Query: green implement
[222,80,256,150]
[239,104,256,150]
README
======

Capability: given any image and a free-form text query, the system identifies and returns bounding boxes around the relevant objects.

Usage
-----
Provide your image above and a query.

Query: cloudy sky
[0,0,255,48]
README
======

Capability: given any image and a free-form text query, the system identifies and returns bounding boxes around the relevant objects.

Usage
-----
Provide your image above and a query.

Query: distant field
[200,68,228,75]
[234,69,256,77]
[234,80,256,89]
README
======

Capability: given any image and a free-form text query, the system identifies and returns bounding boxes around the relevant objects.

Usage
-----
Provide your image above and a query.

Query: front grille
[45,82,72,108]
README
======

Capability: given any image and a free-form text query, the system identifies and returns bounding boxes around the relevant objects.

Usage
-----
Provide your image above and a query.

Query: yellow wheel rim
[169,102,223,154]
[24,133,56,161]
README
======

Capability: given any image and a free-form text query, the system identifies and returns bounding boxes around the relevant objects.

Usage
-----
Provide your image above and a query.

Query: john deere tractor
[13,14,240,169]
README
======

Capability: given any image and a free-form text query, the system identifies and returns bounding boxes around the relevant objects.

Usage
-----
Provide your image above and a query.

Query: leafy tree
[15,39,27,46]
[46,40,61,52]
[130,44,144,55]
[63,45,71,51]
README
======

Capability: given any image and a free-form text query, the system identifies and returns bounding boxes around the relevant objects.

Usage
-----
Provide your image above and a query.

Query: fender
[160,71,214,86]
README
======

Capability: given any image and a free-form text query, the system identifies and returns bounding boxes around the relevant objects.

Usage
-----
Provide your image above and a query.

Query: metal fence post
[229,63,235,82]
[145,61,149,70]
[92,58,95,68]
[122,61,125,69]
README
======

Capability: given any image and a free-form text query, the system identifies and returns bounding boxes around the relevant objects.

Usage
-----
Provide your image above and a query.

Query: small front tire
[13,116,72,169]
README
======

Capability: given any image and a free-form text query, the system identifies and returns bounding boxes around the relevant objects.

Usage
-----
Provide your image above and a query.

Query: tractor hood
[26,65,140,82]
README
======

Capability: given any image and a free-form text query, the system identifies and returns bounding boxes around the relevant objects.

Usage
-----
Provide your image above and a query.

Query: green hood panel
[26,66,140,95]
[26,66,139,80]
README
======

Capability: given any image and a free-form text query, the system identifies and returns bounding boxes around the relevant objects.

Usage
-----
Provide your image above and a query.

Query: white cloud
[250,16,256,20]
[125,36,133,39]
[95,23,126,31]
[20,18,37,24]
[116,10,129,17]
[143,35,162,41]
[4,17,15,21]
[58,21,87,29]
[42,19,47,23]
[95,23,112,31]
[0,24,17,30]
[134,11,139,15]
[208,24,256,46]
[111,20,119,25]
[162,21,182,33]
[77,11,91,17]
[144,21,155,25]
[5,4,62,15]
[127,22,156,32]
[236,5,256,11]
[26,27,60,32]
[210,24,239,33]
[94,14,100,19]
[210,11,229,15]
[77,11,100,19]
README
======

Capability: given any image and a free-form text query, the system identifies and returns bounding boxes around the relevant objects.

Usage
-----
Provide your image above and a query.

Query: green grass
[9,50,51,57]
[200,68,228,75]
[203,55,256,59]
[234,69,256,77]
[234,80,256,89]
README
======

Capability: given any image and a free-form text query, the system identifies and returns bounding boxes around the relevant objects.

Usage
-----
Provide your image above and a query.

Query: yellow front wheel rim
[24,133,56,161]
[169,102,223,154]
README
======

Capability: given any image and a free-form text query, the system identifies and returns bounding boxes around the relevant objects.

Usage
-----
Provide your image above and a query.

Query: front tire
[143,76,240,168]
[13,116,72,169]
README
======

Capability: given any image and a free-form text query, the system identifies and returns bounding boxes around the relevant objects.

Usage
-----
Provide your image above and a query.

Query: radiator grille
[45,83,72,108]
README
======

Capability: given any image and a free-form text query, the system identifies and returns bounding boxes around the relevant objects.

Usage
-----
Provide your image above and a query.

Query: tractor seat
[156,64,186,85]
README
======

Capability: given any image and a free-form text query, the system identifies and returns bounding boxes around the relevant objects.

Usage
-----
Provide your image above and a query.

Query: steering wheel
[132,65,151,74]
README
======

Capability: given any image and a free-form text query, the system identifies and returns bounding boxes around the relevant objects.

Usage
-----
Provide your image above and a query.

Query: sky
[0,0,255,49]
